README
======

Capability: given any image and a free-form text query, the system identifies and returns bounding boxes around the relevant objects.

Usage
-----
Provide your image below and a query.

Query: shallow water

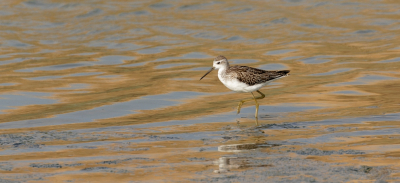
[1,0,400,182]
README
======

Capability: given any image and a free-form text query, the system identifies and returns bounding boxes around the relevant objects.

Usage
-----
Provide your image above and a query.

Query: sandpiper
[200,55,290,125]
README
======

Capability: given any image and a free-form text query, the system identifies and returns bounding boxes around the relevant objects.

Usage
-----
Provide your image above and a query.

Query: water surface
[1,0,400,182]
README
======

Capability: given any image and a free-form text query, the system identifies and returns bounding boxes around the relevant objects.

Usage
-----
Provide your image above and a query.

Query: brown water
[1,0,400,182]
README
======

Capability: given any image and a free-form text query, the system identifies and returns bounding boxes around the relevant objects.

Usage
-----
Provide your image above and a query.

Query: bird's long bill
[200,67,214,80]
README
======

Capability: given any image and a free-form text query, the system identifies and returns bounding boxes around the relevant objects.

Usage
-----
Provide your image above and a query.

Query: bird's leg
[237,90,266,115]
[252,90,265,125]
[237,98,254,114]
[251,92,260,125]
[256,90,266,100]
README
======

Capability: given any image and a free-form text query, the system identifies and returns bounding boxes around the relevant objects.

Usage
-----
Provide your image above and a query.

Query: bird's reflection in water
[214,143,278,173]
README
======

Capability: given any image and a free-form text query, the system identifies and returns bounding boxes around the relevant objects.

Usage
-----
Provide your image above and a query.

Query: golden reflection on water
[1,0,400,182]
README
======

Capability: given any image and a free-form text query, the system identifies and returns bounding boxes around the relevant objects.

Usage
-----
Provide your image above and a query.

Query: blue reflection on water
[0,92,58,114]
[0,92,207,129]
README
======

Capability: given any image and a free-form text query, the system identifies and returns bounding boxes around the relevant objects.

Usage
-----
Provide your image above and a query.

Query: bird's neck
[218,67,228,81]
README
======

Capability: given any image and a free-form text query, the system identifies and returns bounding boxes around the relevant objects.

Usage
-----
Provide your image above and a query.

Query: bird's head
[212,55,229,70]
[200,55,229,80]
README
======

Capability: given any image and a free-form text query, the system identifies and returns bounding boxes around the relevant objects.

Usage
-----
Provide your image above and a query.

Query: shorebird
[200,55,290,125]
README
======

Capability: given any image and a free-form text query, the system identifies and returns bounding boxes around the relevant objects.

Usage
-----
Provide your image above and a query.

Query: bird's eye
[217,62,220,64]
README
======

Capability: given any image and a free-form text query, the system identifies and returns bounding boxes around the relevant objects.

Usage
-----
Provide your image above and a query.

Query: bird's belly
[221,79,266,92]
[243,83,268,92]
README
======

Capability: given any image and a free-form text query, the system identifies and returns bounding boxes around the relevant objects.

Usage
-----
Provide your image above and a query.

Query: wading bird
[200,55,290,125]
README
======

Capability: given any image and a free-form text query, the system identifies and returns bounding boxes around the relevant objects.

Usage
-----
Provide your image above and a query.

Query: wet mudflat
[1,0,400,182]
